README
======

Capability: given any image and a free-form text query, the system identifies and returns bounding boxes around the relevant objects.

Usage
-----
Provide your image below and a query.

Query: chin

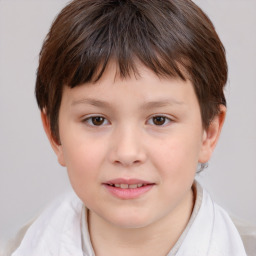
[105,211,155,229]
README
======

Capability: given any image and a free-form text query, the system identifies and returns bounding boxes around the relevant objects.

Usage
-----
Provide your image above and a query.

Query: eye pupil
[92,116,105,126]
[153,116,166,125]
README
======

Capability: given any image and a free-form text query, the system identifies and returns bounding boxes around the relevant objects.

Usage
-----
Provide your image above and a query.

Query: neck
[88,188,194,256]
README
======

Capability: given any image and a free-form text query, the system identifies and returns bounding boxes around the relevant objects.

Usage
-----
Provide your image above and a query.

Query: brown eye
[91,116,105,126]
[152,116,166,125]
[84,116,108,126]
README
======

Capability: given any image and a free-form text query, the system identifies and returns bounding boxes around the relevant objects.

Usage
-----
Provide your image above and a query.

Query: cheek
[61,136,106,196]
[152,133,201,179]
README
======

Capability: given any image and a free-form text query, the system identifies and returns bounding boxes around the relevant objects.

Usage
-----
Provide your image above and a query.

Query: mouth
[103,179,155,199]
[106,183,149,189]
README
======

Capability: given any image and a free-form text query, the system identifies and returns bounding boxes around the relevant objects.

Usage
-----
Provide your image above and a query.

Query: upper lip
[104,178,154,185]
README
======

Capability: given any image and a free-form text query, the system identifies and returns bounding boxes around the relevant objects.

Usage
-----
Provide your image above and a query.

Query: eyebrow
[72,98,112,108]
[71,98,184,108]
[142,99,184,109]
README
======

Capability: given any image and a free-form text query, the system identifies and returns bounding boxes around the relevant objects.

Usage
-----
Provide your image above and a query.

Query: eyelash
[83,116,110,126]
[147,115,172,126]
[82,115,173,127]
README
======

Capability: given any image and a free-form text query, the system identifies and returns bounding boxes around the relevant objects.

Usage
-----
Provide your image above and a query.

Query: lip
[103,178,155,200]
[105,178,153,185]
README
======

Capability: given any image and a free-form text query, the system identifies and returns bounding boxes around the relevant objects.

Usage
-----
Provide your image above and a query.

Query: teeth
[111,183,145,189]
[120,184,129,189]
[129,184,138,189]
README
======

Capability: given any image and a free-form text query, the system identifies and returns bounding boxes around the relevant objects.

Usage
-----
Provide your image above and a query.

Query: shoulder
[200,185,253,255]
[175,182,247,256]
[232,218,256,256]
[4,220,34,256]
[191,182,248,255]
[200,185,256,255]
[5,191,83,256]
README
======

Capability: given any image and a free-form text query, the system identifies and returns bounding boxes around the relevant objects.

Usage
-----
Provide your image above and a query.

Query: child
[10,0,248,255]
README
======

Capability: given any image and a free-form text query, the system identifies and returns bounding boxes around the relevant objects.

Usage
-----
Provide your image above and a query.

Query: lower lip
[103,184,154,199]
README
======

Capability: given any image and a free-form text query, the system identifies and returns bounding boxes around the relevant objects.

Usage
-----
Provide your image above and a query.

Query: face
[43,63,224,229]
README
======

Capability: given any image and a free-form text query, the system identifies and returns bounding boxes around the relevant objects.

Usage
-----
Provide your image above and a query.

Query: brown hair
[35,0,227,141]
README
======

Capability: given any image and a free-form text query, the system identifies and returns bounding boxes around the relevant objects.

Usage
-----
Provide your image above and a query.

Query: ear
[41,111,66,167]
[198,105,226,163]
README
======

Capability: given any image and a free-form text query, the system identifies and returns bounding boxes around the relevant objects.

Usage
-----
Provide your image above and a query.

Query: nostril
[113,159,142,167]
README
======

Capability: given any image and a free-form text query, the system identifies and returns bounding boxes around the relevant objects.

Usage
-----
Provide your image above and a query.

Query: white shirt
[12,182,247,256]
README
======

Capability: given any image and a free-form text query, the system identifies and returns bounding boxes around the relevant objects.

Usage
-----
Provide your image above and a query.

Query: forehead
[61,62,199,111]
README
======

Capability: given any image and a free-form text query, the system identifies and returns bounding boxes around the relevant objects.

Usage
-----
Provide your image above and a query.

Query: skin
[42,63,226,256]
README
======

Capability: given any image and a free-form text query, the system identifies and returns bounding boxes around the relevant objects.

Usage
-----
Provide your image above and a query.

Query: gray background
[0,0,256,249]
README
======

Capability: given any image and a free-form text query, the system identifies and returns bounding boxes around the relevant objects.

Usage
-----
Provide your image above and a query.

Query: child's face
[44,63,223,229]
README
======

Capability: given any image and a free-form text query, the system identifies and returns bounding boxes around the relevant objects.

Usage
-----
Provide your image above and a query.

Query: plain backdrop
[0,0,256,249]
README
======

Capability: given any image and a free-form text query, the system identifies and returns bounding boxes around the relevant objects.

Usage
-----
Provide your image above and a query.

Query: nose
[109,126,147,167]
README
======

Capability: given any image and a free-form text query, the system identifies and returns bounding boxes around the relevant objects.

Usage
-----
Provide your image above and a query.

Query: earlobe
[41,111,66,167]
[199,105,226,163]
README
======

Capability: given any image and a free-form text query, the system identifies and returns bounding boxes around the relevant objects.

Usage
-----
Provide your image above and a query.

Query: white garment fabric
[12,184,247,256]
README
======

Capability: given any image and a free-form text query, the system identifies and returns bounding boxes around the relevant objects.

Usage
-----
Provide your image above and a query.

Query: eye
[147,115,172,126]
[83,116,109,126]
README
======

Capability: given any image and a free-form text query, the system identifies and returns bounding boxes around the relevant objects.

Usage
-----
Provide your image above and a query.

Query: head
[36,0,227,143]
[36,0,227,229]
